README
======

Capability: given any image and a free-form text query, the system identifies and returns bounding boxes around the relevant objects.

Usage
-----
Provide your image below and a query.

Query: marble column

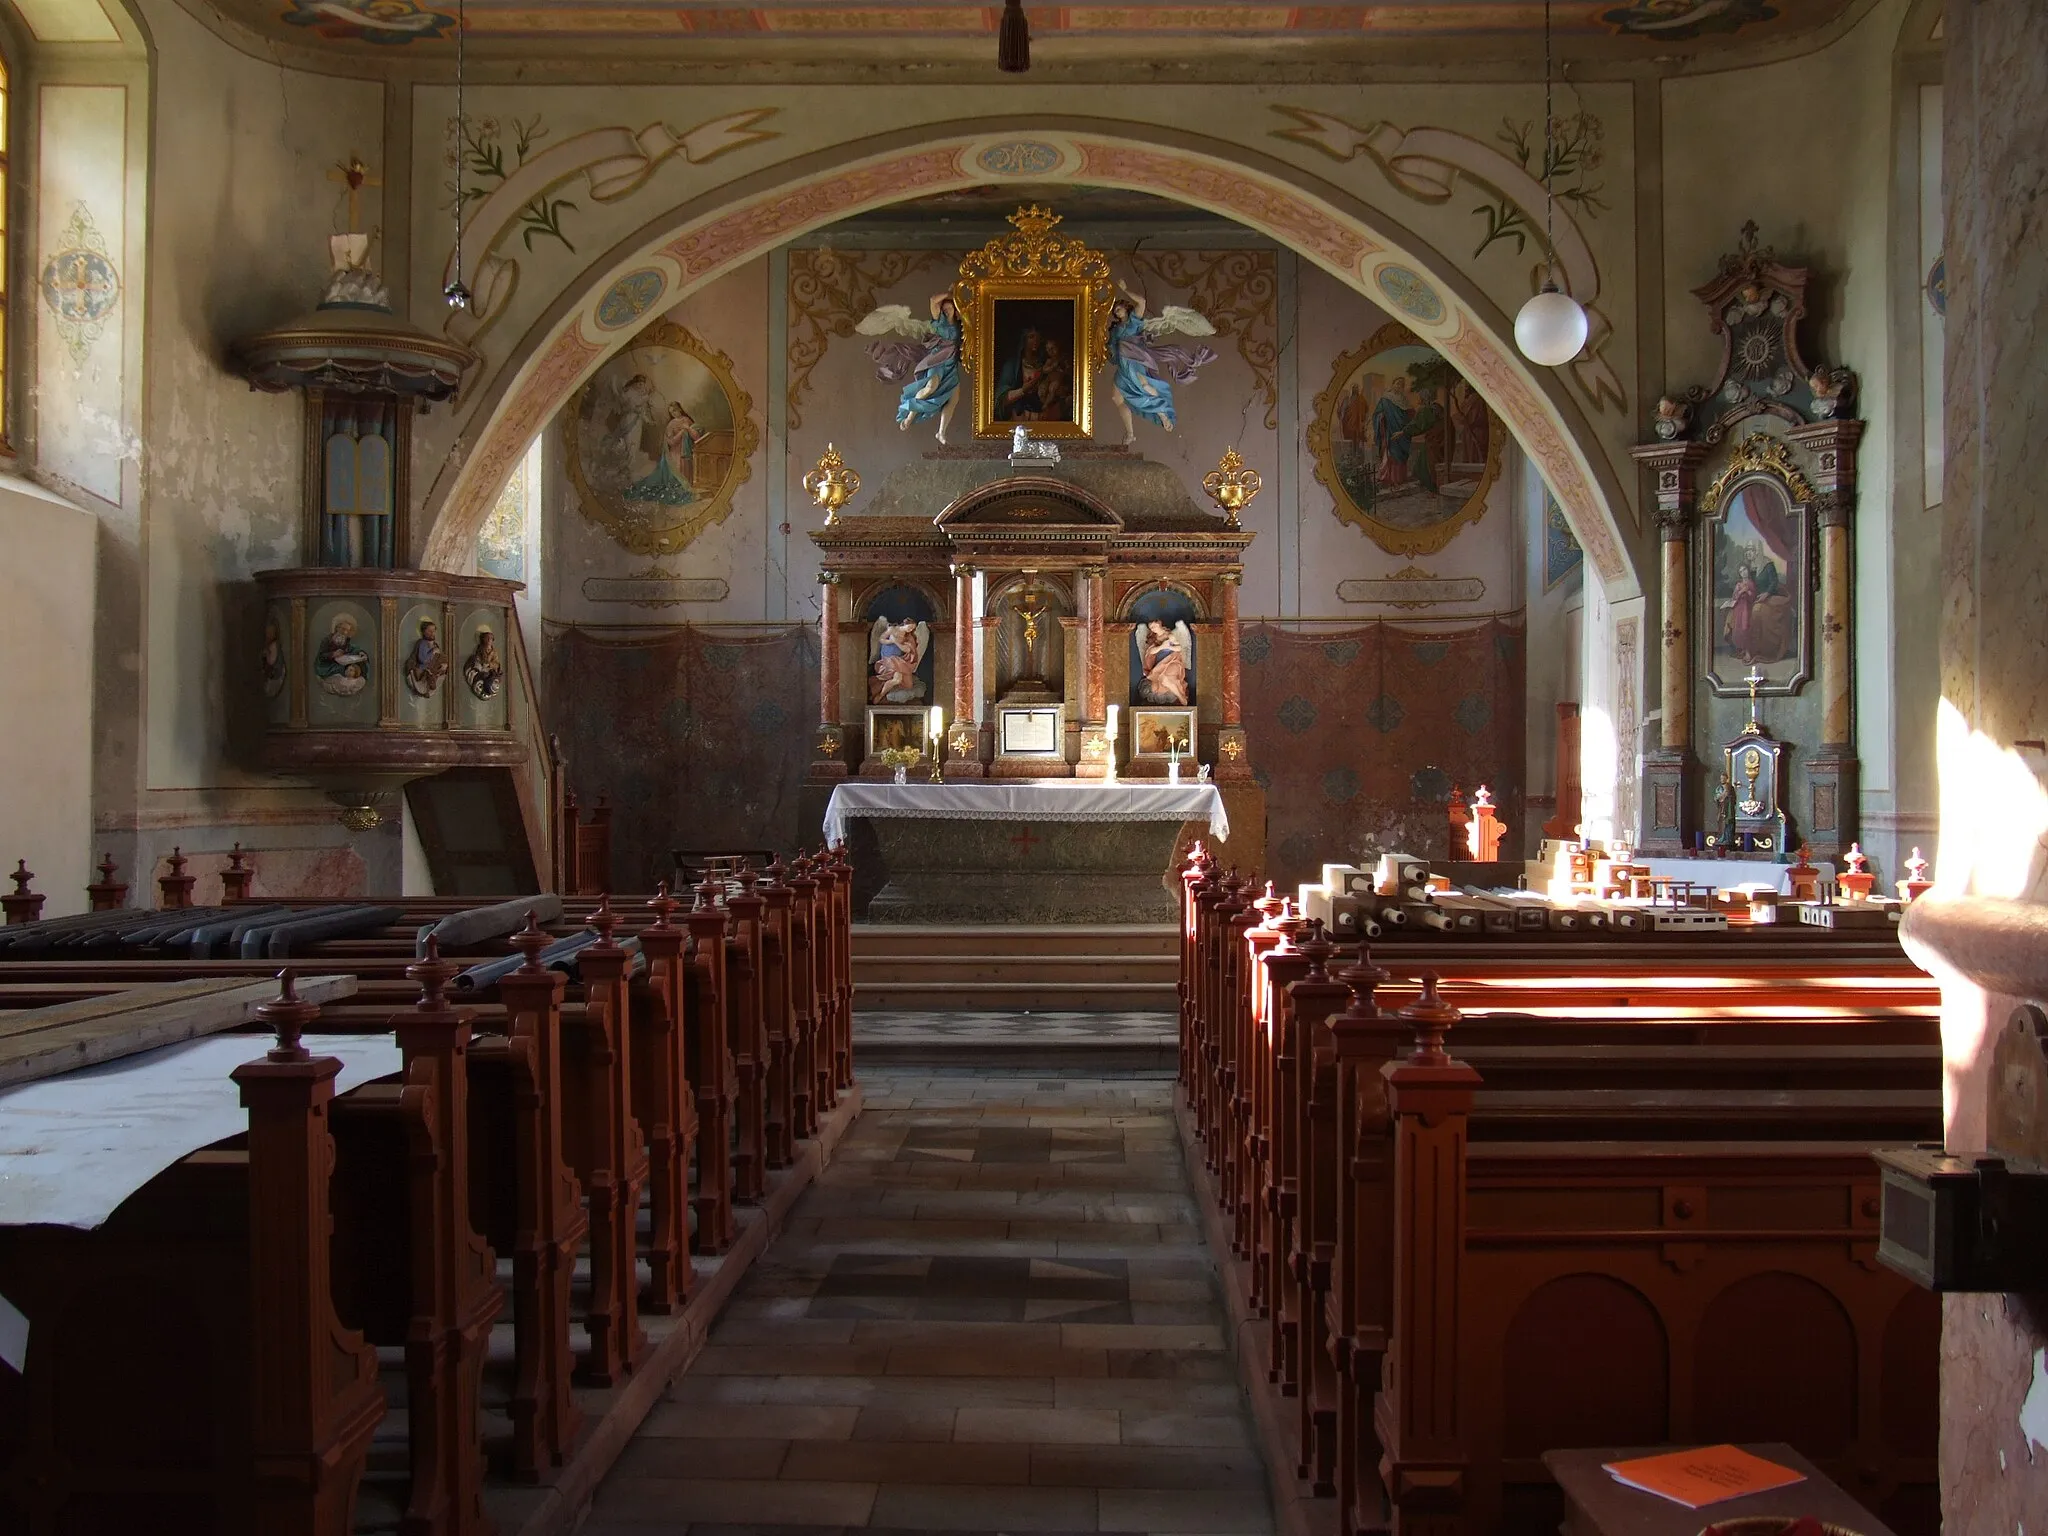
[1789,419,1864,857]
[1628,442,1707,852]
[1214,570,1251,782]
[1901,8,2048,1528]
[806,570,847,782]
[948,562,985,777]
[1077,565,1109,779]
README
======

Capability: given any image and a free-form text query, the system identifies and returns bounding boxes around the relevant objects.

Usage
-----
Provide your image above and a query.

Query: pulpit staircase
[852,924,1178,1013]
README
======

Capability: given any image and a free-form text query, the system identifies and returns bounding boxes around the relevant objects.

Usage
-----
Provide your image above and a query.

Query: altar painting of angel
[1107,286,1218,444]
[869,616,931,705]
[858,293,963,443]
[1131,618,1194,707]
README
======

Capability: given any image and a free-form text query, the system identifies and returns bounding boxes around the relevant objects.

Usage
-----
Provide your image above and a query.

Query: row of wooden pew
[1175,846,1944,1536]
[0,851,856,1536]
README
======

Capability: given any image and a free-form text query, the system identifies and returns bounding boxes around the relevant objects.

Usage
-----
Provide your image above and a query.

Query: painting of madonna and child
[1317,325,1498,547]
[1708,478,1808,693]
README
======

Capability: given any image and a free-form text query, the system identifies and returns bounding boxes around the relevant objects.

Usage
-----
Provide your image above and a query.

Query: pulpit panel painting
[1128,588,1196,708]
[1704,476,1811,696]
[861,584,938,706]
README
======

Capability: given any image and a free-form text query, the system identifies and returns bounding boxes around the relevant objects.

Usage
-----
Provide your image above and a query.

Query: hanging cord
[445,0,472,308]
[1543,0,1556,283]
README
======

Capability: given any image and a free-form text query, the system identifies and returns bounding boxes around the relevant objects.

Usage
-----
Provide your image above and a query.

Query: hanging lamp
[997,0,1030,72]
[1513,0,1589,367]
[443,0,473,310]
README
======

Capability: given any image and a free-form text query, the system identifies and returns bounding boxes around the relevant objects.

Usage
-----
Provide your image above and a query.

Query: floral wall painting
[1701,475,1811,697]
[564,319,758,558]
[1544,493,1584,590]
[1126,587,1198,708]
[1309,321,1502,558]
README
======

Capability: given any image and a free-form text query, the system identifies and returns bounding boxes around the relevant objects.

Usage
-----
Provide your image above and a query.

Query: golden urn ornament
[1202,447,1263,529]
[803,443,862,525]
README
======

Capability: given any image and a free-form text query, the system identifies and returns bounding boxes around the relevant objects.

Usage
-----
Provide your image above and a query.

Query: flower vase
[893,765,909,786]
[1168,760,1182,785]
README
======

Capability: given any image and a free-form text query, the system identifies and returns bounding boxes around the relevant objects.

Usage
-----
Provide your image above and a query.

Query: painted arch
[417,120,1642,602]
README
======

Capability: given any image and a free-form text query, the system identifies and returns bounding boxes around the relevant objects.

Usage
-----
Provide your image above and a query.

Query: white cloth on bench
[0,1032,404,1229]
[822,780,1229,847]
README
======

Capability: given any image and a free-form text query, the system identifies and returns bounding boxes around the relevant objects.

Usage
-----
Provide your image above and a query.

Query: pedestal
[1639,746,1690,855]
[1804,745,1858,861]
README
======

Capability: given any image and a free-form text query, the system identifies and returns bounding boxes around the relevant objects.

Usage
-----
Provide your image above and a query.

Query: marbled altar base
[864,815,1195,924]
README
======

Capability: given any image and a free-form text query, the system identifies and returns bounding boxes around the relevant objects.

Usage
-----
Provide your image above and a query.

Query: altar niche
[986,572,1075,778]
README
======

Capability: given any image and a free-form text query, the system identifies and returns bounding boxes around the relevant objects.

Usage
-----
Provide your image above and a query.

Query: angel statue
[1132,618,1193,706]
[1107,283,1218,444]
[858,293,963,443]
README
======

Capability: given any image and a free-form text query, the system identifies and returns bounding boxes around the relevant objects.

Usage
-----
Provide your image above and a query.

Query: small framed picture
[998,705,1063,757]
[866,706,930,759]
[1130,707,1196,759]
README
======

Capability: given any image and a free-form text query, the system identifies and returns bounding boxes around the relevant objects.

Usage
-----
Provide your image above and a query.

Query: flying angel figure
[857,293,963,443]
[1108,284,1219,444]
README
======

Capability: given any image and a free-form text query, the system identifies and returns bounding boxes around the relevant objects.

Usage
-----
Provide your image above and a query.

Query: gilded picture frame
[1695,435,1815,699]
[954,206,1115,442]
[564,319,759,558]
[1307,320,1502,558]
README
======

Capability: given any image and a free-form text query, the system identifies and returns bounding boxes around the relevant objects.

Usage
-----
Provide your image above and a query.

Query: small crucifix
[328,154,383,232]
[1743,665,1766,731]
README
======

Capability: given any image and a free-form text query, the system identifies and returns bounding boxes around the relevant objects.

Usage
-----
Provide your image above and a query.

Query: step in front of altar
[853,923,1179,1013]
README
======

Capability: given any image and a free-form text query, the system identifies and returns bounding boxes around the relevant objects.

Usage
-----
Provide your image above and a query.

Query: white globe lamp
[1515,281,1589,367]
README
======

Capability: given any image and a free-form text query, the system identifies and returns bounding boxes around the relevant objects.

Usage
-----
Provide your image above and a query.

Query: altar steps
[852,923,1178,1013]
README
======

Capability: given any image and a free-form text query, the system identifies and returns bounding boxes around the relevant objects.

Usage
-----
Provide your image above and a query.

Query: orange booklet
[1602,1445,1807,1509]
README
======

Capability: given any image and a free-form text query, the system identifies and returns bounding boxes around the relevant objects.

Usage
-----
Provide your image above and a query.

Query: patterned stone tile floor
[579,1064,1272,1536]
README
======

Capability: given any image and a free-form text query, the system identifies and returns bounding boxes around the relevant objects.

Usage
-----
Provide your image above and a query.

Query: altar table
[823,780,1228,925]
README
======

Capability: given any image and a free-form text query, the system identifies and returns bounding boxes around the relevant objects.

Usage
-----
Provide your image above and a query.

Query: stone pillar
[1789,420,1864,857]
[1076,565,1110,779]
[808,570,847,783]
[1901,7,2048,1528]
[1215,570,1252,781]
[948,561,986,778]
[1629,442,1706,852]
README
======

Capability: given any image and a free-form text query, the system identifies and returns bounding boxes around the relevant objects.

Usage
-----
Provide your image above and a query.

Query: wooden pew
[1174,847,1940,1536]
[0,978,387,1535]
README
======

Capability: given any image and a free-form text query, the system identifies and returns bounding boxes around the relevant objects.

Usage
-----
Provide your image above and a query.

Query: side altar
[822,781,1229,924]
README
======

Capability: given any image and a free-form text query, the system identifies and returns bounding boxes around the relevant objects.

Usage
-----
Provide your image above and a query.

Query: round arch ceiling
[415,121,1641,600]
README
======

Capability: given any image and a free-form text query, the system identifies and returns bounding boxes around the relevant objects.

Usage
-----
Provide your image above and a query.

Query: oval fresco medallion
[1307,319,1502,558]
[1373,264,1445,325]
[41,203,122,363]
[564,319,759,558]
[976,140,1064,177]
[596,268,668,332]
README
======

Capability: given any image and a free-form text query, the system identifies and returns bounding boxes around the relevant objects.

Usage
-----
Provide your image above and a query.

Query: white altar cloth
[823,780,1229,847]
[0,1032,404,1230]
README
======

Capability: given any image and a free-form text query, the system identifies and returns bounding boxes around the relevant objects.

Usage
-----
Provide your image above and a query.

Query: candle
[928,705,944,747]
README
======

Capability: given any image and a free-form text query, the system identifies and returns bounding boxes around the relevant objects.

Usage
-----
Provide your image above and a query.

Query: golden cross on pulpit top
[328,155,382,231]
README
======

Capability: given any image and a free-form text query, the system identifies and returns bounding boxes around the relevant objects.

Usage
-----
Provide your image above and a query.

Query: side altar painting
[1308,320,1501,557]
[565,318,759,557]
[1699,465,1813,697]
[857,206,1217,445]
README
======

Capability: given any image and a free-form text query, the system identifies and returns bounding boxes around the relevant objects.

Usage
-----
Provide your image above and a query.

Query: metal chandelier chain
[450,0,468,303]
[1543,0,1555,272]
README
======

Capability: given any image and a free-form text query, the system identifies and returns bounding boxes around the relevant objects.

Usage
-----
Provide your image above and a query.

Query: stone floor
[579,1064,1273,1535]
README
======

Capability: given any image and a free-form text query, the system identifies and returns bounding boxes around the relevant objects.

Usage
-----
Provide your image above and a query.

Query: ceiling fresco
[237,0,1862,63]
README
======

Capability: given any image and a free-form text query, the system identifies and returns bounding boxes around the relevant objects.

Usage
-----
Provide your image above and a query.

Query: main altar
[822,780,1228,924]
[798,204,1266,918]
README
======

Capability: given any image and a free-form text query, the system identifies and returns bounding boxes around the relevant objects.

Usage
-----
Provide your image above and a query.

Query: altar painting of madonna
[1308,321,1501,558]
[565,319,758,558]
[1703,476,1810,697]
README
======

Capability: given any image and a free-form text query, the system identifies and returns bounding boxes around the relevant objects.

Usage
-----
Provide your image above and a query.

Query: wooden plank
[0,974,359,1089]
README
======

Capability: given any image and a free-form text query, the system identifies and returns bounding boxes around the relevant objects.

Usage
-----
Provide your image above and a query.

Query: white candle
[928,705,944,747]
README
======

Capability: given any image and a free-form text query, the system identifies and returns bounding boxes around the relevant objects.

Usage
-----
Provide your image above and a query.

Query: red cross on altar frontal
[1008,826,1042,856]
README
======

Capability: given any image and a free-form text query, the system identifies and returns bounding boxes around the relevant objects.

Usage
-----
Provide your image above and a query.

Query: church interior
[1,0,2043,1532]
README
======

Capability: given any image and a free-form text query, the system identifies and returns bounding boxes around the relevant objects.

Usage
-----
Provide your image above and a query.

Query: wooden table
[1544,1444,1899,1536]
